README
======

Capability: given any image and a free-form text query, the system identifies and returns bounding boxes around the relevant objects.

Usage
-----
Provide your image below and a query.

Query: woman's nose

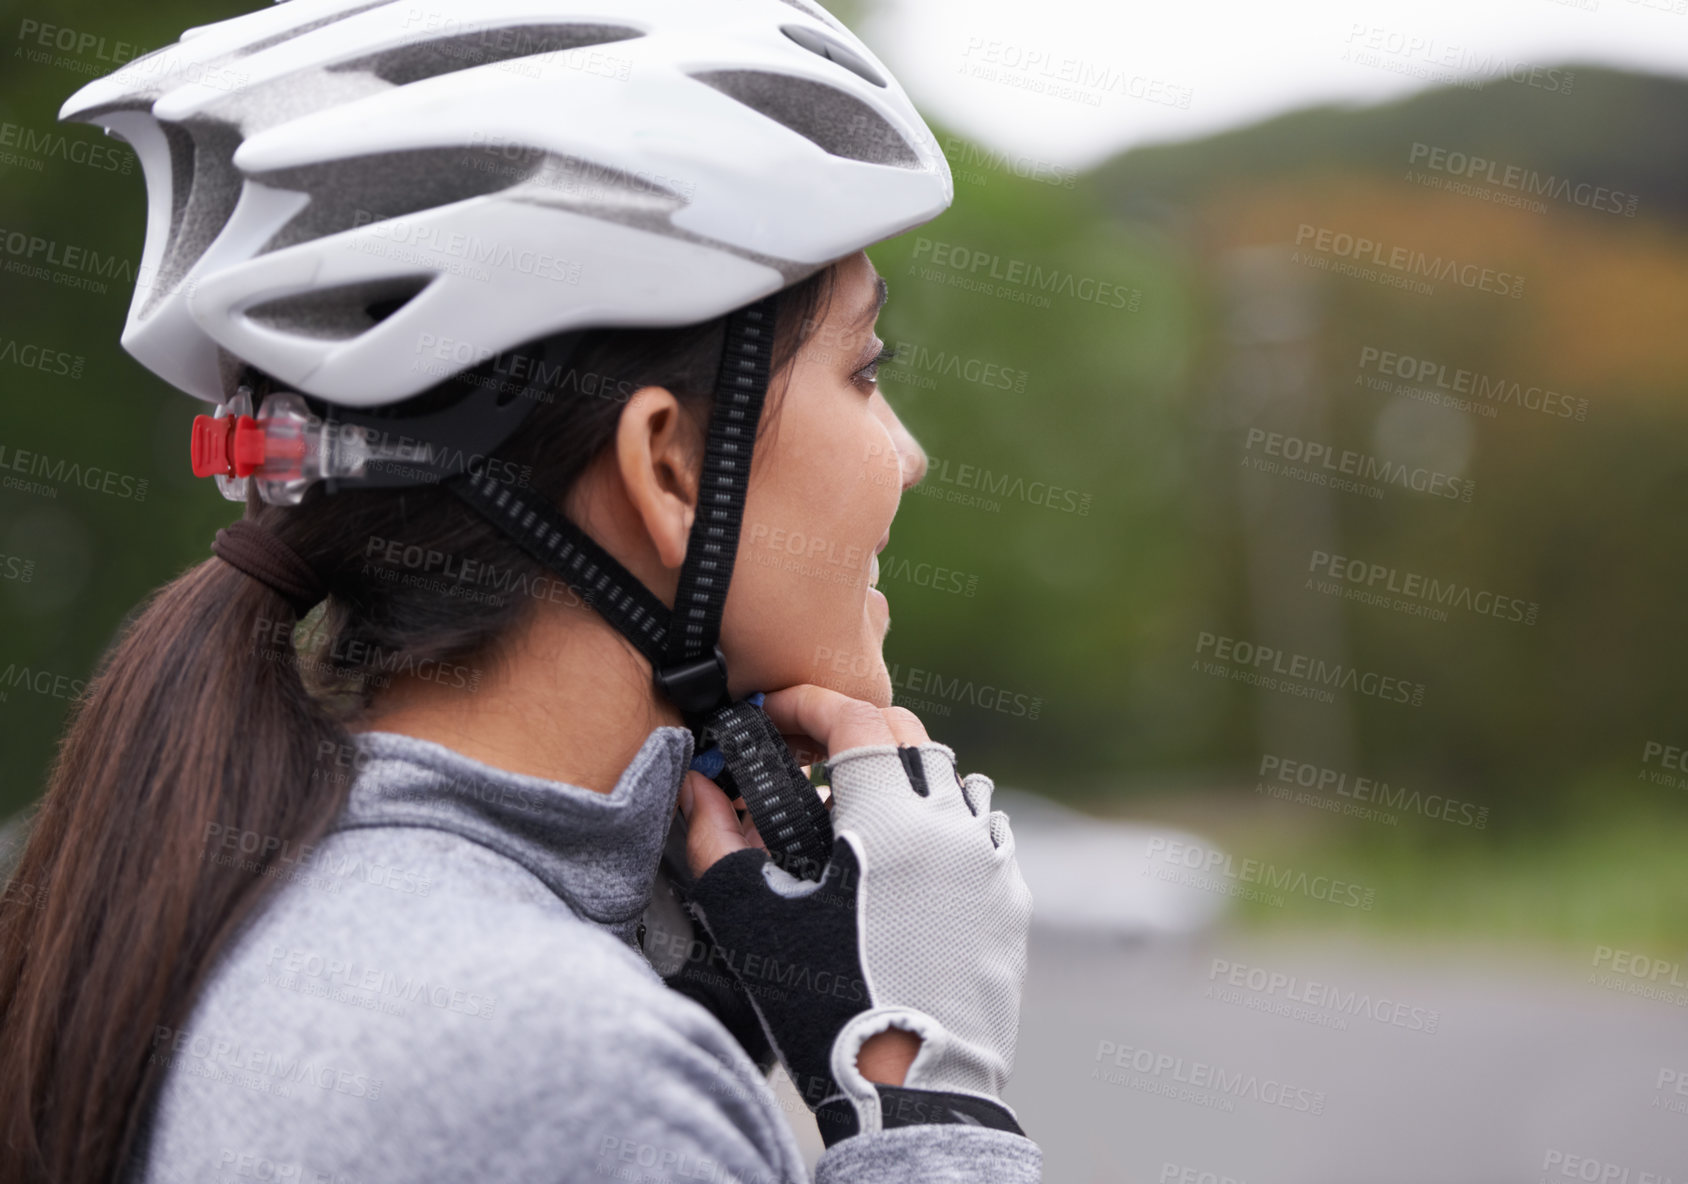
[873,396,928,490]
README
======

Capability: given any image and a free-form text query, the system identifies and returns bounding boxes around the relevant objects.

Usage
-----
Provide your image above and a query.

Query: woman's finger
[738,807,767,851]
[776,729,828,769]
[680,771,753,878]
[761,684,896,755]
[877,705,931,747]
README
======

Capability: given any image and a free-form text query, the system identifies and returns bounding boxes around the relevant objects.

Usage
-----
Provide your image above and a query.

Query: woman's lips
[868,531,890,602]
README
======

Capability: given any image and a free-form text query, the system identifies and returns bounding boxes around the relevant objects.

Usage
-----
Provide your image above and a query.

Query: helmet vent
[238,0,404,59]
[245,274,433,341]
[253,145,549,253]
[141,118,246,320]
[690,69,918,168]
[775,0,850,34]
[780,25,886,88]
[329,24,642,88]
[160,121,196,257]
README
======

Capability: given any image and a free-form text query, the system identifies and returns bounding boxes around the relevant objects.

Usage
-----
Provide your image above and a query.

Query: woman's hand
[678,685,934,1086]
[680,685,931,878]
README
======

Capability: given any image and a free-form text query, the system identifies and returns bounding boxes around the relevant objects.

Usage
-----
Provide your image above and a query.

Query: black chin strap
[450,291,833,879]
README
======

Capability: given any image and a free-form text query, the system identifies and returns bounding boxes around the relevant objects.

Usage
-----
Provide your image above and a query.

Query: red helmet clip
[190,414,270,479]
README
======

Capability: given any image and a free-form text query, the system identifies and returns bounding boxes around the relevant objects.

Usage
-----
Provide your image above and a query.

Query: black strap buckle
[654,644,730,719]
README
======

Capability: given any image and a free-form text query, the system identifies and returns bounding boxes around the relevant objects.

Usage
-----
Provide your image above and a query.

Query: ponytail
[0,548,350,1184]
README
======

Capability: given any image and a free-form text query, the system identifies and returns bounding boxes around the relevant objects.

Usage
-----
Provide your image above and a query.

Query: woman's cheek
[722,531,839,684]
[726,391,896,692]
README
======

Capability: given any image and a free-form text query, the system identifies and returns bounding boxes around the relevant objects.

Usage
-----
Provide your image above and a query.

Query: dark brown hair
[0,266,838,1184]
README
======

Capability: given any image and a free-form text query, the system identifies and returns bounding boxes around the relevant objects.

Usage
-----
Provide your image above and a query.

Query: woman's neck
[352,604,685,796]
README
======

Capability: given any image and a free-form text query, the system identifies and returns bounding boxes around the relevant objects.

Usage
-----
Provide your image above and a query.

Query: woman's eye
[853,346,899,389]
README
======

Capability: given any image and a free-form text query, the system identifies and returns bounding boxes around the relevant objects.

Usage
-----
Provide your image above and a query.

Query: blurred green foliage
[867,67,1688,836]
[3,1,1687,945]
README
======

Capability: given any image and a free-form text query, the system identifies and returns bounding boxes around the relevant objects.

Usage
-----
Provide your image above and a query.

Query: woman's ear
[615,386,701,570]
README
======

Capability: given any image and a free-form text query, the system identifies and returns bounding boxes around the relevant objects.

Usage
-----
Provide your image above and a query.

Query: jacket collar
[338,726,694,945]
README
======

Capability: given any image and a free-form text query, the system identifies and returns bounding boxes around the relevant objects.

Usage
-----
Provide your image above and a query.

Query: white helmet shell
[61,0,952,407]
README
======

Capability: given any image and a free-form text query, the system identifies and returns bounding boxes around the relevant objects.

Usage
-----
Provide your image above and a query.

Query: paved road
[1009,930,1682,1183]
[773,927,1688,1182]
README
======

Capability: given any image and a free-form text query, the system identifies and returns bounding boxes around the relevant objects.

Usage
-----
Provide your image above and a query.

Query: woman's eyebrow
[849,274,889,327]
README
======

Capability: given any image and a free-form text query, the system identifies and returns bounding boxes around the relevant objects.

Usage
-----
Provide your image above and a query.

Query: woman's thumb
[680,770,752,879]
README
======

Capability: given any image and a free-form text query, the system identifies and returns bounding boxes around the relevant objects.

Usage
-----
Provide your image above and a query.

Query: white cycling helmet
[60,0,951,408]
[63,0,951,873]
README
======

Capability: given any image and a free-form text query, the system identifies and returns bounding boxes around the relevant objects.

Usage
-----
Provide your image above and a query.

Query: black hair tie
[211,520,328,617]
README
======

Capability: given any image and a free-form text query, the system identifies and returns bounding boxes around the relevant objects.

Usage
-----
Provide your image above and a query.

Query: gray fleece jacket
[131,726,1043,1183]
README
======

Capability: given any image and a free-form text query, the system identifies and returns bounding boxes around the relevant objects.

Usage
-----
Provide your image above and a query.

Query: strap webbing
[706,699,834,878]
[450,468,670,668]
[664,294,779,682]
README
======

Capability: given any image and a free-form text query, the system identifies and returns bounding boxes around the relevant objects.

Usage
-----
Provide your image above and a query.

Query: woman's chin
[858,637,894,708]
[837,637,893,709]
[858,595,893,700]
[862,673,894,710]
